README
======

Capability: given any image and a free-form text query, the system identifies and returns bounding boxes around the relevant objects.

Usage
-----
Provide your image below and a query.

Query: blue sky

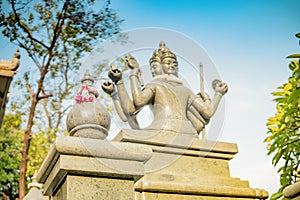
[1,0,300,195]
[106,0,300,194]
[110,0,299,76]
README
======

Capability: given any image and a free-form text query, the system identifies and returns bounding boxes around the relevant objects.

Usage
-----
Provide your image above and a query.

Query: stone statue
[67,70,110,139]
[75,70,99,103]
[102,42,227,135]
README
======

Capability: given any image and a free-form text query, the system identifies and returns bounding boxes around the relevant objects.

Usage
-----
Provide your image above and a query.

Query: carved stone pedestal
[37,130,268,200]
[37,136,152,200]
[113,129,269,200]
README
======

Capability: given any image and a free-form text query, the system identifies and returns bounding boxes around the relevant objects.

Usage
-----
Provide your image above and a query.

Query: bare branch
[14,0,32,12]
[62,105,72,114]
[54,100,62,129]
[38,93,53,100]
[11,0,49,50]
[26,84,34,97]
[49,1,68,51]
[17,38,42,69]
[41,98,51,129]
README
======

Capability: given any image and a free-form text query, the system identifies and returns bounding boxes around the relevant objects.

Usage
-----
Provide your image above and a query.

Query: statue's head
[149,50,163,77]
[150,41,179,77]
[160,42,178,77]
[81,70,94,86]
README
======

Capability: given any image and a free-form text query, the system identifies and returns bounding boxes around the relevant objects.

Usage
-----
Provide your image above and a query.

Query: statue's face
[151,62,163,77]
[83,80,93,86]
[162,57,178,76]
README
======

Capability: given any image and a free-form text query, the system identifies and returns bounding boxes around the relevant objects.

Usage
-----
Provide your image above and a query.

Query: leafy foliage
[0,0,123,198]
[1,0,123,133]
[0,114,23,199]
[266,33,300,199]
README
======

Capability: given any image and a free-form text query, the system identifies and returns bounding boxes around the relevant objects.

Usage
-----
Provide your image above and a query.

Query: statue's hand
[125,54,139,69]
[101,81,115,95]
[198,92,211,102]
[125,54,144,86]
[108,62,122,83]
[130,67,140,76]
[212,80,228,95]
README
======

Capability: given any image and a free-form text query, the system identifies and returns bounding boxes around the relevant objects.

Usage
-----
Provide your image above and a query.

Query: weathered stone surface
[114,129,238,160]
[135,192,264,200]
[135,180,268,199]
[42,155,146,196]
[113,129,268,199]
[37,129,268,199]
[66,101,111,139]
[53,176,134,200]
[37,136,152,198]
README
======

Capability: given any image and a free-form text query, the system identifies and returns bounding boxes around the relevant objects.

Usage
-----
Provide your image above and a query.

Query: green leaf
[266,48,300,197]
[270,191,282,200]
[1,1,124,198]
[287,54,300,59]
[272,148,285,166]
[288,60,299,72]
[0,114,23,199]
[274,97,287,103]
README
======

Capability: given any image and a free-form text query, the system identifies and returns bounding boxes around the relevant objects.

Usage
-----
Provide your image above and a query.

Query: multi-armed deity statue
[40,41,269,200]
[102,41,228,136]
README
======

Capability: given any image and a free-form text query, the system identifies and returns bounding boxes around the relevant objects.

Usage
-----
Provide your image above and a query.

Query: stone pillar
[113,129,269,200]
[37,136,152,200]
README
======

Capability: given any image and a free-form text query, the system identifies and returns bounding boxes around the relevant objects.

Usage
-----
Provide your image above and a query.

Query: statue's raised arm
[102,61,140,129]
[102,41,227,136]
[187,80,228,133]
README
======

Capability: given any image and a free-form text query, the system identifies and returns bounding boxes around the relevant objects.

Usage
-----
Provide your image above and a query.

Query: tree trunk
[19,97,38,199]
[18,53,51,198]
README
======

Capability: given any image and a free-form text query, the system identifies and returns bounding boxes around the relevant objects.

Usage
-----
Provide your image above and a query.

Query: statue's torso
[145,79,196,134]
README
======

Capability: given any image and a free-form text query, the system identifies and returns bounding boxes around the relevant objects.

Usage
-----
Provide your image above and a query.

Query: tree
[0,0,123,198]
[265,33,300,200]
[0,113,23,200]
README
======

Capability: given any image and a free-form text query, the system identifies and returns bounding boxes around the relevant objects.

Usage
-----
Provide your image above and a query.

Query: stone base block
[135,192,263,200]
[134,180,267,199]
[53,175,134,200]
[37,136,153,199]
[113,129,269,199]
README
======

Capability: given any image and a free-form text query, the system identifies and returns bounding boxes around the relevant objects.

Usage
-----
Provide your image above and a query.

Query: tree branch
[49,1,68,51]
[41,97,51,129]
[17,38,42,69]
[11,0,49,50]
[38,93,53,100]
[14,0,32,12]
[286,138,300,146]
[62,105,72,114]
[26,84,34,97]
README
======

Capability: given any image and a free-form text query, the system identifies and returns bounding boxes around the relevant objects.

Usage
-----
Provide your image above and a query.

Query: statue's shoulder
[143,81,158,91]
[147,78,164,86]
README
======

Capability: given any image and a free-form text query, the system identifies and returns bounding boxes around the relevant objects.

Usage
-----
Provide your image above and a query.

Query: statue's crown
[161,49,177,60]
[150,41,177,65]
[81,69,94,83]
[149,50,161,64]
[159,41,176,60]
